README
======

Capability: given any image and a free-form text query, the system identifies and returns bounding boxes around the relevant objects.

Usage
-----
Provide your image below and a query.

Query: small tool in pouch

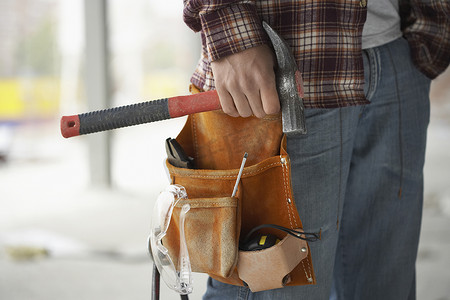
[232,152,248,197]
[240,233,280,252]
[165,138,194,169]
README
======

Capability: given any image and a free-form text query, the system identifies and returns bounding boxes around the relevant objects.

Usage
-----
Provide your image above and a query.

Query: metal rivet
[281,157,286,164]
[287,198,292,204]
[301,247,307,253]
[307,277,313,283]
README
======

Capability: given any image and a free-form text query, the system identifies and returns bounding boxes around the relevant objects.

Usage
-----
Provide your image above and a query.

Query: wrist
[200,3,268,61]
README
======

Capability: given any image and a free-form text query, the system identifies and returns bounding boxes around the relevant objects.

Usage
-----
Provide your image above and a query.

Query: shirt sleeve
[400,0,450,79]
[183,0,268,61]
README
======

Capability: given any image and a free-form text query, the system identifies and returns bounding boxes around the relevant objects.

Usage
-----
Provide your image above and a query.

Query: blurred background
[0,0,449,299]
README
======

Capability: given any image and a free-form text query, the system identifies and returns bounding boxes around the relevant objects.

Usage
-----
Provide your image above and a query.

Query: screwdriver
[231,152,248,197]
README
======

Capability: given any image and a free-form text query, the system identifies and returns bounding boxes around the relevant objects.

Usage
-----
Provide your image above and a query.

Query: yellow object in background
[5,246,49,261]
[0,80,24,119]
[0,78,60,121]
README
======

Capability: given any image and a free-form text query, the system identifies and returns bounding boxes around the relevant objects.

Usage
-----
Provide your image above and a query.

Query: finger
[245,89,266,118]
[217,88,239,117]
[229,91,253,118]
[260,81,280,115]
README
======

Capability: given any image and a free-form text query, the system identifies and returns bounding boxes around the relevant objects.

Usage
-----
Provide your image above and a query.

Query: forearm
[183,1,279,118]
[183,0,268,61]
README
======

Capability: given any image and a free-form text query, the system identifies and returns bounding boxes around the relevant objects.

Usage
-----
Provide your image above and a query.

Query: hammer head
[263,22,307,135]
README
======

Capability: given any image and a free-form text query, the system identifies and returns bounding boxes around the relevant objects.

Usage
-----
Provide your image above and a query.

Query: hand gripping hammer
[60,22,307,138]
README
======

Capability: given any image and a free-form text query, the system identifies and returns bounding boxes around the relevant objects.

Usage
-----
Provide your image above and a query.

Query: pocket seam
[167,159,284,179]
[176,197,238,208]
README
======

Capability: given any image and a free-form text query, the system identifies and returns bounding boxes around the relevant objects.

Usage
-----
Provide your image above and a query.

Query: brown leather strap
[237,229,309,292]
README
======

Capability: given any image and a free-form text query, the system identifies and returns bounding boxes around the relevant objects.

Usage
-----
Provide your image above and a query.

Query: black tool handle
[61,91,221,138]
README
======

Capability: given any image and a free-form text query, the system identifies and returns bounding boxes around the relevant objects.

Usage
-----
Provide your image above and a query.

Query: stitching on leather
[301,259,313,282]
[304,258,313,280]
[301,260,309,280]
[242,161,281,176]
[180,202,237,208]
[282,156,297,229]
[305,259,313,280]
[192,114,199,160]
[281,155,294,229]
[286,161,299,229]
[170,162,282,179]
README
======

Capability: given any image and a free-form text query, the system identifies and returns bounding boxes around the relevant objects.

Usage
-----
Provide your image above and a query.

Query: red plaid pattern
[184,0,450,108]
[400,0,450,79]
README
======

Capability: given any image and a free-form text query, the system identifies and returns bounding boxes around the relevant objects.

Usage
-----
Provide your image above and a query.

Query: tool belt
[163,90,316,292]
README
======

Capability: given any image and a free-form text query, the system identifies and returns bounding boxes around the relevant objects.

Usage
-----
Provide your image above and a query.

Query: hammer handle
[60,90,220,138]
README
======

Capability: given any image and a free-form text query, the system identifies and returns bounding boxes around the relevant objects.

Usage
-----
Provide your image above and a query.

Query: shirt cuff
[199,3,268,61]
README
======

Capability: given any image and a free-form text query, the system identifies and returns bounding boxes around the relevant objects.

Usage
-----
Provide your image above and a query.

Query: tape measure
[240,233,280,251]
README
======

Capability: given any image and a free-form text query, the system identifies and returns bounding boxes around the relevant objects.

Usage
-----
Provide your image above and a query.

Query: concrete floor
[0,106,449,300]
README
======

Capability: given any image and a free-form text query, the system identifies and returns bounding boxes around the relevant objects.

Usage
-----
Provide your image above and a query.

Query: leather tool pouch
[163,105,316,292]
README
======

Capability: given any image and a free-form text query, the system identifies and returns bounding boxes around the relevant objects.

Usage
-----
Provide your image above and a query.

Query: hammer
[60,22,306,138]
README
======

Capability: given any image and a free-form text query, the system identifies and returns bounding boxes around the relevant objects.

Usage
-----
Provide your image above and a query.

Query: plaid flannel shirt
[183,0,450,108]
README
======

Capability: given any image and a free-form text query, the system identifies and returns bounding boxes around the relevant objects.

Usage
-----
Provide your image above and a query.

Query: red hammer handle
[60,90,220,138]
[168,90,221,118]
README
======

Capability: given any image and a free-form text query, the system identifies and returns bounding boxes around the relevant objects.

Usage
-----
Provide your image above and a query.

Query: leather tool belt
[163,94,316,292]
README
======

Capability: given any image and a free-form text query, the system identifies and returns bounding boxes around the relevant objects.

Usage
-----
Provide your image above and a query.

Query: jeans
[203,37,431,300]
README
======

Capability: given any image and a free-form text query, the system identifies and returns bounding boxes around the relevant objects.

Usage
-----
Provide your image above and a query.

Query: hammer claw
[263,22,307,135]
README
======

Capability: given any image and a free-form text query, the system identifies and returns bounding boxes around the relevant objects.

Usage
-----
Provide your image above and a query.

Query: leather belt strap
[237,229,308,292]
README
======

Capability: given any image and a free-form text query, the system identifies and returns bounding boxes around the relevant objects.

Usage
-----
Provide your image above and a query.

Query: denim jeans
[203,37,431,300]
